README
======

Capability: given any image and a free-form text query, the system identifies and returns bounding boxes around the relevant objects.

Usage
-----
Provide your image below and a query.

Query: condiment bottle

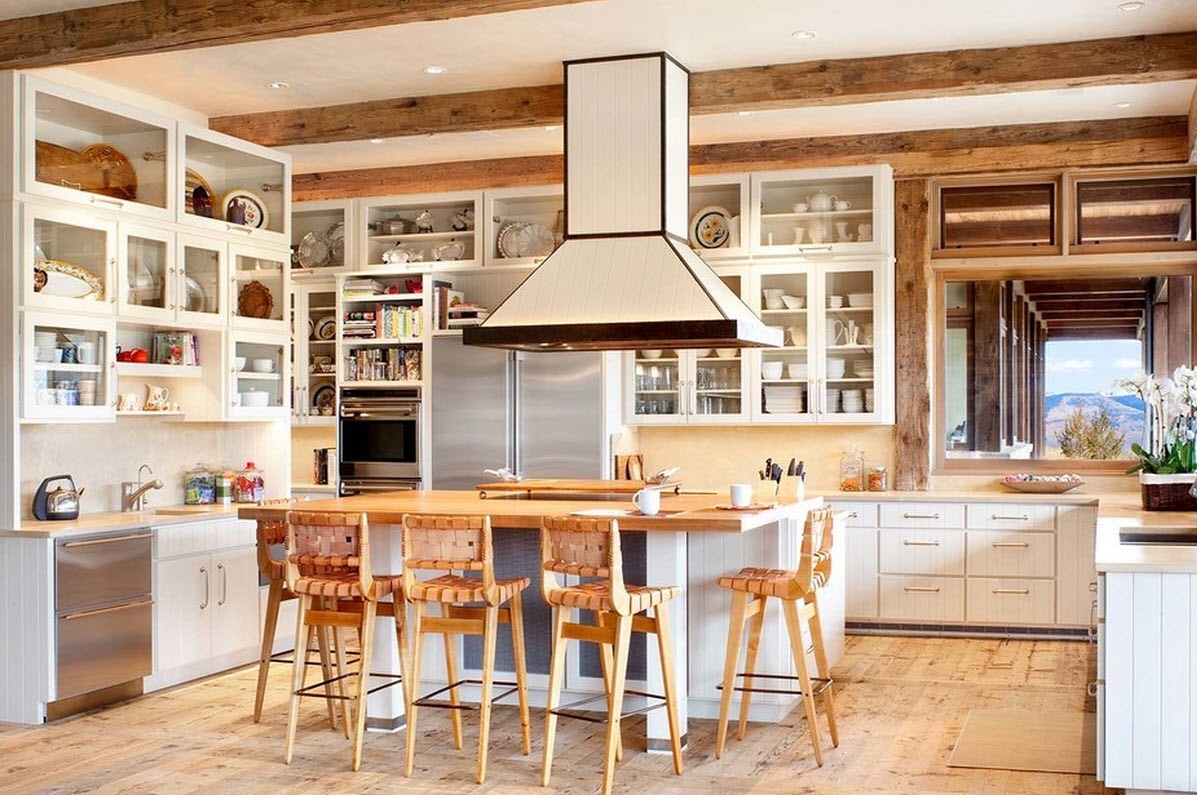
[839,447,864,492]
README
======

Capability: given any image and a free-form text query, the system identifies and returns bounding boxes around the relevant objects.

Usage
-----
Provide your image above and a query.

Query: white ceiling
[15,0,1197,172]
[0,0,121,20]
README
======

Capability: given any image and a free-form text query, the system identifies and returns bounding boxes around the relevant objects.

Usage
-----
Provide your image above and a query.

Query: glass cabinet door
[230,245,287,331]
[753,167,889,257]
[117,224,173,321]
[693,350,746,419]
[177,237,225,327]
[758,271,812,420]
[629,350,684,423]
[24,313,115,421]
[25,206,115,315]
[230,335,287,417]
[818,267,877,419]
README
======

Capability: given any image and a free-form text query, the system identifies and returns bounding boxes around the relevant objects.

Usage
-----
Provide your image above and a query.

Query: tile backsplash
[20,420,291,517]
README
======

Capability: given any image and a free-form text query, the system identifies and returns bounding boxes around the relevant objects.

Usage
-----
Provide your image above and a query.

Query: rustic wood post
[894,179,932,490]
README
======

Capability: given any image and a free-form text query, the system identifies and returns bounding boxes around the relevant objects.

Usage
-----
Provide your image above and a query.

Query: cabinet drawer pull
[991,514,1030,521]
[62,531,151,548]
[903,586,940,593]
[902,539,940,546]
[89,195,124,208]
[199,565,209,610]
[992,588,1030,595]
[63,598,153,621]
[59,178,82,190]
[218,562,227,606]
[902,512,940,520]
[991,541,1030,548]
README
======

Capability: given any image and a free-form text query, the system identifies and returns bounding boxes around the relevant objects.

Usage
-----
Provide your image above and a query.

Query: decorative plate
[327,222,345,265]
[297,231,331,268]
[220,189,269,229]
[184,168,215,217]
[689,205,733,249]
[184,276,206,312]
[307,318,315,339]
[81,143,137,201]
[33,259,103,299]
[314,315,337,341]
[497,221,527,259]
[237,279,274,319]
[312,385,335,412]
[510,222,556,258]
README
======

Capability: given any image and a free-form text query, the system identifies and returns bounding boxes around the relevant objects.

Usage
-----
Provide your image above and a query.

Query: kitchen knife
[787,457,797,477]
[797,460,806,480]
[759,469,766,480]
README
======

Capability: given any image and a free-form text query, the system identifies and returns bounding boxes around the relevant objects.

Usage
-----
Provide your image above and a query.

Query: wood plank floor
[0,635,1115,794]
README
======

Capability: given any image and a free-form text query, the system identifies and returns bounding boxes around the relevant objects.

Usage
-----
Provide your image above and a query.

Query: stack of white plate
[841,388,864,413]
[764,385,805,413]
[825,387,840,412]
[865,388,875,413]
[853,361,874,378]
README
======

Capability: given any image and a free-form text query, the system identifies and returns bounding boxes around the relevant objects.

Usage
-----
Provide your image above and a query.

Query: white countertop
[817,488,1101,505]
[0,504,243,539]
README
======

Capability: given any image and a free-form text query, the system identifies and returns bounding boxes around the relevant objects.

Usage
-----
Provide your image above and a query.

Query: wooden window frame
[1066,166,1197,256]
[933,173,1063,258]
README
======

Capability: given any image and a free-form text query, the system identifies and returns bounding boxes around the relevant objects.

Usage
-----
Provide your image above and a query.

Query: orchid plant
[1120,366,1197,474]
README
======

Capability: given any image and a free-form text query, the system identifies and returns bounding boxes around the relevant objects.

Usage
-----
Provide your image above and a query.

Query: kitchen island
[239,490,844,749]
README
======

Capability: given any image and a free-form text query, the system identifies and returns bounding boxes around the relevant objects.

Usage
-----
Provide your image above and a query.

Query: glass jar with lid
[184,463,215,505]
[868,464,888,492]
[233,461,266,503]
[839,448,865,492]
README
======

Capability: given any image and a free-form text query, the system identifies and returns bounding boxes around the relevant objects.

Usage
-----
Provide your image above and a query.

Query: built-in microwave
[338,389,421,489]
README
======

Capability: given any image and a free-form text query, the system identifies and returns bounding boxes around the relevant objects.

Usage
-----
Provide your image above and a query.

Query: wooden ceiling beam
[1047,328,1142,340]
[1022,278,1151,294]
[213,30,1197,146]
[293,116,1188,200]
[1032,299,1148,312]
[0,0,592,71]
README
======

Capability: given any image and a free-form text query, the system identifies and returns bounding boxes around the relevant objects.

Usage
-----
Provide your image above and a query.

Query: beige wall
[291,425,337,486]
[20,420,291,517]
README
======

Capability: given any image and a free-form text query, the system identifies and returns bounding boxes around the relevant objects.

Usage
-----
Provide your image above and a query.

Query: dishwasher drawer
[56,530,152,611]
[56,598,153,700]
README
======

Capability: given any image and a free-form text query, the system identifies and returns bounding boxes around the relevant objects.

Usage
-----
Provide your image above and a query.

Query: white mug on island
[632,488,660,516]
[729,483,753,508]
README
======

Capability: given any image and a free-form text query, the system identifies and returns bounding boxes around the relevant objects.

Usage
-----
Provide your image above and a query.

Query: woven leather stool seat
[293,572,404,600]
[547,580,681,613]
[408,573,530,605]
[716,558,829,598]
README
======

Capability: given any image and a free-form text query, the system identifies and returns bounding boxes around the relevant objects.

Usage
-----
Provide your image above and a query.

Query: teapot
[381,243,425,265]
[451,207,475,231]
[377,215,413,236]
[415,210,435,233]
[807,189,836,212]
[431,238,465,262]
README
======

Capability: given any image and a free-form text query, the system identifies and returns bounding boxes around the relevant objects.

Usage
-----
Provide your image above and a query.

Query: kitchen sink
[1119,527,1197,545]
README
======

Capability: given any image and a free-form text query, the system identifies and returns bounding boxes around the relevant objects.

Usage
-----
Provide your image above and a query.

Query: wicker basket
[1140,473,1197,511]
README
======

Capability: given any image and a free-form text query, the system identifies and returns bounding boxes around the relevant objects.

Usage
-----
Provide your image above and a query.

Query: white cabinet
[175,234,228,329]
[749,165,893,259]
[229,242,289,333]
[291,279,337,425]
[229,331,289,420]
[360,191,482,269]
[22,202,117,315]
[688,173,751,261]
[21,311,116,422]
[753,258,894,424]
[150,519,260,690]
[291,198,354,271]
[484,185,563,268]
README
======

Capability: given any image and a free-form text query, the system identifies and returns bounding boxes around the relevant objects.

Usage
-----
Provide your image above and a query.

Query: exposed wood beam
[1048,328,1142,340]
[213,30,1197,146]
[1032,299,1148,312]
[1189,81,1197,164]
[0,0,592,71]
[1022,278,1151,294]
[294,116,1189,201]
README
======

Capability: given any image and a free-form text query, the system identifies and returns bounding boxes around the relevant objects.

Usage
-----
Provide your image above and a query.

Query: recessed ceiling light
[423,65,447,75]
[930,96,947,102]
[543,125,559,131]
[369,138,385,144]
[737,110,754,116]
[791,29,817,40]
[1119,1,1144,9]
[266,80,290,90]
[1114,101,1133,108]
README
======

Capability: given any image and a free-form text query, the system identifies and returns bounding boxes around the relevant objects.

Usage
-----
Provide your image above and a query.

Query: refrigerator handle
[510,351,523,475]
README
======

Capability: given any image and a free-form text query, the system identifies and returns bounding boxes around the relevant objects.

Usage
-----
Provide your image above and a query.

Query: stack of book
[341,305,423,339]
[446,303,490,328]
[342,278,384,297]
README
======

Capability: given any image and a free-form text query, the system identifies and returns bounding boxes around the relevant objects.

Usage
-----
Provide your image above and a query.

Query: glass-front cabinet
[176,236,227,328]
[230,244,288,333]
[751,165,893,259]
[361,191,482,269]
[23,75,174,220]
[229,333,288,420]
[23,203,116,315]
[291,199,353,273]
[117,222,174,323]
[22,312,115,421]
[757,269,812,421]
[688,174,750,261]
[291,280,337,425]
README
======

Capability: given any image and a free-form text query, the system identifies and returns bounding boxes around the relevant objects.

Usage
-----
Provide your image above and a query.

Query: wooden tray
[477,478,681,499]
[999,479,1084,494]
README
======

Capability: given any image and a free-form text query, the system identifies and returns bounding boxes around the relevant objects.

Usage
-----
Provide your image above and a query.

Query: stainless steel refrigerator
[430,336,605,488]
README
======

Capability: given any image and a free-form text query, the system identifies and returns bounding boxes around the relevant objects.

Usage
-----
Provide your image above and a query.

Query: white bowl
[250,358,275,373]
[641,349,663,359]
[826,357,846,379]
[239,390,270,408]
[826,294,844,309]
[761,361,784,380]
[693,349,712,359]
[781,295,804,309]
[234,356,247,371]
[715,348,738,359]
[788,363,807,379]
[847,292,873,308]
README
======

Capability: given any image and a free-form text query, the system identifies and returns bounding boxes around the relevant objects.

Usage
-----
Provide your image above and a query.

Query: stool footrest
[269,649,362,667]
[549,688,667,724]
[295,670,404,701]
[715,672,833,697]
[413,678,519,711]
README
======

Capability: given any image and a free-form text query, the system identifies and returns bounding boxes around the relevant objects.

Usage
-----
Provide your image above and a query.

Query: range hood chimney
[463,52,782,351]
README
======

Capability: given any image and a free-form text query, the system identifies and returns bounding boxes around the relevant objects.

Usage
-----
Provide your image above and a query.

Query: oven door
[339,395,421,480]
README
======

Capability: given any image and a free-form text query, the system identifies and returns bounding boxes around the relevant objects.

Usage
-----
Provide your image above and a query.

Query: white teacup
[729,483,753,508]
[633,488,660,516]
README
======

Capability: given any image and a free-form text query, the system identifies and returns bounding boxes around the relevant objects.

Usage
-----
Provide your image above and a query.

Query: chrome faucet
[121,464,164,512]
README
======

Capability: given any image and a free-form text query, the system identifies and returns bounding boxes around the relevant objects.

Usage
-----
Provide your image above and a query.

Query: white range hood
[463,53,782,351]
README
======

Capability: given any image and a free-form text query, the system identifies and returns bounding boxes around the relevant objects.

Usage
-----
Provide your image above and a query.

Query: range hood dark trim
[462,319,780,351]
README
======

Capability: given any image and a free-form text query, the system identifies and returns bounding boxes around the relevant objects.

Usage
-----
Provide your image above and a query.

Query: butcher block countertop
[0,503,241,540]
[238,490,827,533]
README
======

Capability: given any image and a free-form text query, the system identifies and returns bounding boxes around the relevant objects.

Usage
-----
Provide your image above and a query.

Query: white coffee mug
[633,488,660,516]
[729,483,753,508]
[76,341,96,365]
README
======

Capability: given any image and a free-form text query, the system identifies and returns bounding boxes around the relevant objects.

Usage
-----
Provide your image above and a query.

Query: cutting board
[476,478,681,498]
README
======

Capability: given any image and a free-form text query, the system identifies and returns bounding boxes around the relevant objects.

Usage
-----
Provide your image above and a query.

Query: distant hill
[1044,393,1145,456]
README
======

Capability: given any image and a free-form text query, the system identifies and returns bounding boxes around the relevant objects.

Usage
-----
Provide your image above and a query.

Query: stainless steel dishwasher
[51,529,153,719]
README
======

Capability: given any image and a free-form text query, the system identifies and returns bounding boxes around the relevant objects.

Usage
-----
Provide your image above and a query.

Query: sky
[1044,339,1144,396]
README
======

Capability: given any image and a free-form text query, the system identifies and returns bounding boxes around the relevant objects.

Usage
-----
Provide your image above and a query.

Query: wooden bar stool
[714,505,839,766]
[401,513,532,784]
[540,516,684,795]
[283,511,410,771]
[252,497,346,728]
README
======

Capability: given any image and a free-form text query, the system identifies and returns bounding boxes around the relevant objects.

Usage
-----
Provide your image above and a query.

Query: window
[1074,175,1195,248]
[938,183,1057,252]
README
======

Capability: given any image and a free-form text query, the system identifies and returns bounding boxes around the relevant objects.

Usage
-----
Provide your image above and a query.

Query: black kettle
[32,475,83,521]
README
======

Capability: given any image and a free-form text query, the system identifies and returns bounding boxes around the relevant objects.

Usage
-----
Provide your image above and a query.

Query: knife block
[779,477,805,503]
[755,480,778,504]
